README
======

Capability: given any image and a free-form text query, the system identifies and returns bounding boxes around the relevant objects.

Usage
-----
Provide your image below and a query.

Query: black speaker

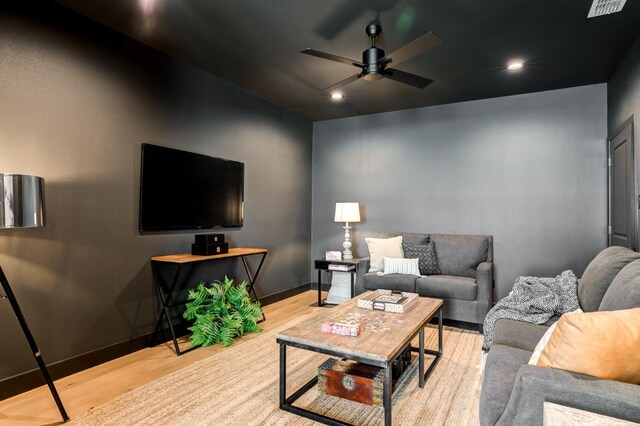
[195,234,225,245]
[191,242,229,256]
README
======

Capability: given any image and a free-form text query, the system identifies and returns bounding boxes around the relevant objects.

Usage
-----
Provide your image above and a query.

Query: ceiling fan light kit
[301,23,443,93]
[507,60,524,71]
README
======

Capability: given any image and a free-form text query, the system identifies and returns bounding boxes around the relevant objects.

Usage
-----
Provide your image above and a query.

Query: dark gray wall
[0,3,312,381]
[312,84,607,301]
[608,33,640,135]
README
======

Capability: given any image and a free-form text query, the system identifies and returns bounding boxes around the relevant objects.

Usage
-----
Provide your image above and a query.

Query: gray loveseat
[479,246,640,425]
[361,232,493,330]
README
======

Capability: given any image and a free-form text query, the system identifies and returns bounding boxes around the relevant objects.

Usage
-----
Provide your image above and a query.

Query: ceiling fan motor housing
[301,22,437,90]
[363,47,385,80]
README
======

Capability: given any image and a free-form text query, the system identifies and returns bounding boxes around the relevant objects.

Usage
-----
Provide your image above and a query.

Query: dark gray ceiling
[55,0,640,121]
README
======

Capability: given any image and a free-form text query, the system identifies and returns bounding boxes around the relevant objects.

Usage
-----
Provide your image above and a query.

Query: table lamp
[334,202,360,260]
[0,173,69,421]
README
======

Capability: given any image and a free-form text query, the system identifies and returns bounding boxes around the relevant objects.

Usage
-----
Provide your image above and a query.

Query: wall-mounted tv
[139,143,244,232]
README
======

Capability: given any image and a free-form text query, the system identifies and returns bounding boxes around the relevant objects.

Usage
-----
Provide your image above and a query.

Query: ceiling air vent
[588,0,627,17]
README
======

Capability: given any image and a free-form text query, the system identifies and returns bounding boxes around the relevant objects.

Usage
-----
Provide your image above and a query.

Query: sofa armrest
[496,365,640,426]
[355,257,370,295]
[477,261,493,324]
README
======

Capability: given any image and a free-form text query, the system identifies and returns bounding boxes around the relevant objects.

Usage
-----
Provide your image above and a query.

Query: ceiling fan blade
[379,31,443,67]
[384,68,433,88]
[300,49,364,68]
[323,73,363,93]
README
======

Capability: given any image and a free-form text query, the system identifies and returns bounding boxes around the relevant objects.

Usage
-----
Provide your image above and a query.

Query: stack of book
[328,264,355,271]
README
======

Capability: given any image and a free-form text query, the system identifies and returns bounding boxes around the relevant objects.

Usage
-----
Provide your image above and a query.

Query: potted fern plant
[183,276,263,348]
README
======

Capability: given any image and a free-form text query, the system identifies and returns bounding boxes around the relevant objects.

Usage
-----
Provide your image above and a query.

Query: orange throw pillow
[537,308,640,384]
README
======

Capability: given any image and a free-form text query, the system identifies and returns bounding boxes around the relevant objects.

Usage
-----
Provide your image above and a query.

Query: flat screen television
[139,143,244,231]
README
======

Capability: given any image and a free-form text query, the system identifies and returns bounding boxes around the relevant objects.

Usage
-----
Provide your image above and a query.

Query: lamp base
[342,223,353,260]
[342,246,353,260]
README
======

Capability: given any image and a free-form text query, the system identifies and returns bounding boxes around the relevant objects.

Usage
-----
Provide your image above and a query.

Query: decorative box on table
[357,289,418,313]
[317,346,412,406]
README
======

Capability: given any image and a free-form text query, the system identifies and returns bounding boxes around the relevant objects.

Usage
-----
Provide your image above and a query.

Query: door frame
[608,115,637,248]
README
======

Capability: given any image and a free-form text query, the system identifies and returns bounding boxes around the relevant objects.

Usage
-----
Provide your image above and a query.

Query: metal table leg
[279,343,286,408]
[317,269,323,307]
[424,306,443,381]
[350,272,355,298]
[412,306,443,384]
[419,326,425,388]
[240,252,267,322]
[149,262,195,356]
[384,365,393,425]
[279,341,346,425]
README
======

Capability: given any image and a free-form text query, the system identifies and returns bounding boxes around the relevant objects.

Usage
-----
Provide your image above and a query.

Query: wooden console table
[150,247,268,355]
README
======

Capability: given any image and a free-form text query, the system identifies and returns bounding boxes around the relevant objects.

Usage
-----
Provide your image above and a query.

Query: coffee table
[276,293,444,426]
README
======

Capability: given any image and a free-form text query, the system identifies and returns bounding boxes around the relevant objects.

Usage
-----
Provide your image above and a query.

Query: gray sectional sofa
[479,246,640,425]
[361,232,493,329]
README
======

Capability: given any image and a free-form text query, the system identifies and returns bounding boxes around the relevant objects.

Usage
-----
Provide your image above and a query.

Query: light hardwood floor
[0,290,325,426]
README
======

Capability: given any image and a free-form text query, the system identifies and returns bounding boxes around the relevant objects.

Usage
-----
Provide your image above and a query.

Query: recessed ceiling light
[330,93,344,100]
[507,60,524,71]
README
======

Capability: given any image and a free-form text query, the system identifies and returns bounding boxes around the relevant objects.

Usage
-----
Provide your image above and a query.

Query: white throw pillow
[365,236,404,272]
[528,308,583,365]
[383,257,420,276]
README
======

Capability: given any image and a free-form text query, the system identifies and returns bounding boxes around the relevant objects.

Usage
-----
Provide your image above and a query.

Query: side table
[150,247,267,355]
[314,257,367,307]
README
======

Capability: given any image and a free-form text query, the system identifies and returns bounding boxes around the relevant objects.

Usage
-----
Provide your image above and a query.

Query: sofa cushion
[479,344,532,426]
[403,242,440,275]
[537,308,640,384]
[578,246,640,312]
[416,275,477,301]
[430,234,489,278]
[491,319,549,352]
[380,232,429,245]
[364,236,403,273]
[362,272,417,293]
[599,258,640,311]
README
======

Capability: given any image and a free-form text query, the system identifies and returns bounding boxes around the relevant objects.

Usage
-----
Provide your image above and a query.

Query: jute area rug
[71,317,483,426]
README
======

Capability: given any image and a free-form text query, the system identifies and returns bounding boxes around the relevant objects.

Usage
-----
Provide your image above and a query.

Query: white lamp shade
[335,202,360,223]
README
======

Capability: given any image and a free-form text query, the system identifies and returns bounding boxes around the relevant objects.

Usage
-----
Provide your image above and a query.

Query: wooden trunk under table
[318,346,412,406]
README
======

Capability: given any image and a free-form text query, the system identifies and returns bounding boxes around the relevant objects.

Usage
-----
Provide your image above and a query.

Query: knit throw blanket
[482,270,580,351]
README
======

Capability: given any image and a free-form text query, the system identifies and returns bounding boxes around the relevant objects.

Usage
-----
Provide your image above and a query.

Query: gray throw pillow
[578,246,640,312]
[403,242,440,275]
[599,258,640,311]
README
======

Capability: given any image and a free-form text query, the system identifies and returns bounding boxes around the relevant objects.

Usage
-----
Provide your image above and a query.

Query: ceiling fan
[301,23,443,93]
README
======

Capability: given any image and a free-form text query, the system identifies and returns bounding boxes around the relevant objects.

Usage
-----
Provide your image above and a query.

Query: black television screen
[139,144,244,231]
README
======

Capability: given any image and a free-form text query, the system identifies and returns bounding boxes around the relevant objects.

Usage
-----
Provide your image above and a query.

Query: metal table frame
[277,306,443,425]
[314,258,366,307]
[150,248,267,355]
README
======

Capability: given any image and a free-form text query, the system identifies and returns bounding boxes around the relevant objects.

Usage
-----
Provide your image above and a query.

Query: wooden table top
[151,247,267,263]
[277,293,443,366]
